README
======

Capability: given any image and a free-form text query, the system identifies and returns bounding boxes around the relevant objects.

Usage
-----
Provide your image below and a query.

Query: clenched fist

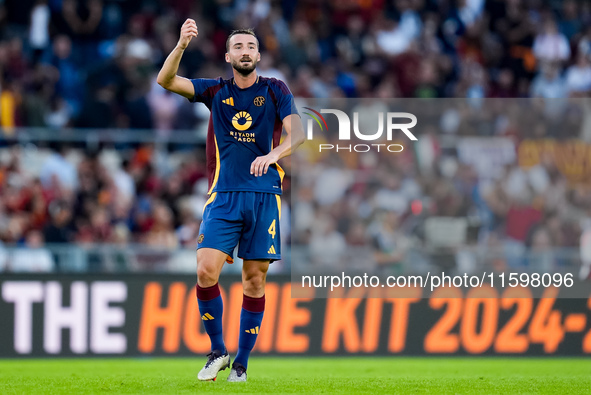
[178,19,198,50]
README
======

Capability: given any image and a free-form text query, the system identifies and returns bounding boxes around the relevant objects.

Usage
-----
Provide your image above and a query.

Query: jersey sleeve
[189,78,223,108]
[270,79,299,121]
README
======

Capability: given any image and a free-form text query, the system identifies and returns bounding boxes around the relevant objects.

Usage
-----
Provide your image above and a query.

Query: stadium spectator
[10,230,54,272]
[529,62,566,98]
[28,0,51,64]
[143,202,178,249]
[309,215,346,267]
[558,0,582,42]
[40,144,78,194]
[565,52,591,95]
[368,210,410,275]
[112,159,136,205]
[532,18,570,64]
[43,200,71,239]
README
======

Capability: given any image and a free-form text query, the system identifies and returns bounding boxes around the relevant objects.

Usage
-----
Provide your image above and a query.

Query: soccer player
[157,19,304,382]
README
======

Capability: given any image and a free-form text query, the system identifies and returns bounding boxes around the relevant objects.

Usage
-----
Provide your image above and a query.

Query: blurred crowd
[2,0,591,130]
[0,143,211,271]
[2,0,591,274]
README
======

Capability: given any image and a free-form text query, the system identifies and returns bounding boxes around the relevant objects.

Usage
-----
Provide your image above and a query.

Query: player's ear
[225,53,230,63]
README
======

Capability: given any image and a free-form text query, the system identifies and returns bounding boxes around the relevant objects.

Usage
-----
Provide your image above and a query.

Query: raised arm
[156,18,198,100]
[250,114,306,177]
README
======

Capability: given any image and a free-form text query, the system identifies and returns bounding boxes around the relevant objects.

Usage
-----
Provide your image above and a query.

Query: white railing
[0,243,583,275]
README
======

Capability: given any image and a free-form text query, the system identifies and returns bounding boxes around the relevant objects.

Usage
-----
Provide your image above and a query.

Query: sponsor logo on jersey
[232,111,253,131]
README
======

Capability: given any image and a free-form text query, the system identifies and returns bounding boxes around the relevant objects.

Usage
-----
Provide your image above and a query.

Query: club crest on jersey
[254,96,265,107]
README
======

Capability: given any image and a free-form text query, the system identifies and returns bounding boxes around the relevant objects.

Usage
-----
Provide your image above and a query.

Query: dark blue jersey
[189,76,297,195]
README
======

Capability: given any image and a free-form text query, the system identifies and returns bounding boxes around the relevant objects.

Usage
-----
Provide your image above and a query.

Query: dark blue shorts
[197,191,281,261]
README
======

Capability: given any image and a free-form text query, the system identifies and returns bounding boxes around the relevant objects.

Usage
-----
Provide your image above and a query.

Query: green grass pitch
[1,357,590,394]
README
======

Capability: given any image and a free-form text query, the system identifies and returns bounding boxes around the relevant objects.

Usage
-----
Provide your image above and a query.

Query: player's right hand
[178,18,198,50]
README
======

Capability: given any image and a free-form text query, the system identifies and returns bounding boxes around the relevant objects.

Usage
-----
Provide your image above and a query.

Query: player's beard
[232,57,258,76]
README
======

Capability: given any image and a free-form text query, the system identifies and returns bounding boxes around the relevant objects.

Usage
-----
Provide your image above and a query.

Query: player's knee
[197,263,219,287]
[243,271,267,295]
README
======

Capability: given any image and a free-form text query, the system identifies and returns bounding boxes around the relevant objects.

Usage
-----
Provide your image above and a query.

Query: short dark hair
[226,29,259,51]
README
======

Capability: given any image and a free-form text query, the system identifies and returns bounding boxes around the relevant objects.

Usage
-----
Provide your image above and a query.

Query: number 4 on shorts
[268,219,276,239]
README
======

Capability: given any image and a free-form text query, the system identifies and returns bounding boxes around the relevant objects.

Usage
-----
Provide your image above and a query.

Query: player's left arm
[250,114,305,177]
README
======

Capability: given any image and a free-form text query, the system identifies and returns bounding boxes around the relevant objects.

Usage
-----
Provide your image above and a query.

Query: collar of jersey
[232,75,260,90]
